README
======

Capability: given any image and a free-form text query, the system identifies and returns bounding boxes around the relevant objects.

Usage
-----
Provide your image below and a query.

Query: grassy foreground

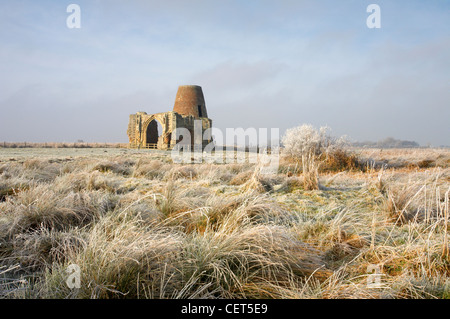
[0,148,449,299]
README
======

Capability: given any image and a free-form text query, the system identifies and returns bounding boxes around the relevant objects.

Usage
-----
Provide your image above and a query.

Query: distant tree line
[352,137,420,148]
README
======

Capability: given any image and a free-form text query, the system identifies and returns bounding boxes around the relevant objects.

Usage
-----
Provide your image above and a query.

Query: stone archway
[142,114,173,149]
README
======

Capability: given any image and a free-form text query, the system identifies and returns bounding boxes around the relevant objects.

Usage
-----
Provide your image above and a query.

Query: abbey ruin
[127,85,213,150]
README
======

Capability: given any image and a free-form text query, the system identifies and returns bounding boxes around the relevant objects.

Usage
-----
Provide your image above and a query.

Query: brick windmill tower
[173,85,208,119]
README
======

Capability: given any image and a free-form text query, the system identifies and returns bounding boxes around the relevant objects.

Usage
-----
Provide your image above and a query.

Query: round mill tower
[173,85,208,118]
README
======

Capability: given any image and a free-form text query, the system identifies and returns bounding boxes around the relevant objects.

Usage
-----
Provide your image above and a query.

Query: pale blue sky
[0,0,449,145]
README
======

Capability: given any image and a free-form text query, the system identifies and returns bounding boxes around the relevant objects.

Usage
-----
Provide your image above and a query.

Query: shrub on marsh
[282,124,348,190]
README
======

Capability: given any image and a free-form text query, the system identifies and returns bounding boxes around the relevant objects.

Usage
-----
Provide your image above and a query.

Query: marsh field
[0,147,449,299]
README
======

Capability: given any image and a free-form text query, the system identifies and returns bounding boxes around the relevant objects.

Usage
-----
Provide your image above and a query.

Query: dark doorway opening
[146,120,163,147]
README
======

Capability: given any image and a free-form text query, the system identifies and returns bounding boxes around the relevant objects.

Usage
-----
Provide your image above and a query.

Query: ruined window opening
[198,105,203,117]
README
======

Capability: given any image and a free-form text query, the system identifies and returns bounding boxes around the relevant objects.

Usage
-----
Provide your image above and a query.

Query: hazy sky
[0,0,449,145]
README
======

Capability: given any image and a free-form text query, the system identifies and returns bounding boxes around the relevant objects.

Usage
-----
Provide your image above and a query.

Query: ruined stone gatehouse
[127,85,213,150]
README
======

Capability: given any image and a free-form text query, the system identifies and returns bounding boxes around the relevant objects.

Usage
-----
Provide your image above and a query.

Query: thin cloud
[0,0,448,145]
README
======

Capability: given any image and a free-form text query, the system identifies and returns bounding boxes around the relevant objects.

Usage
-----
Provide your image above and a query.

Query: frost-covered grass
[0,148,448,299]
